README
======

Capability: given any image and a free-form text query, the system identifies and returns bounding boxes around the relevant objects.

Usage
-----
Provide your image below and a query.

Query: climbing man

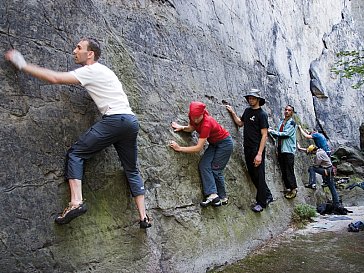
[304,145,340,207]
[5,38,151,228]
[226,88,273,213]
[298,125,331,156]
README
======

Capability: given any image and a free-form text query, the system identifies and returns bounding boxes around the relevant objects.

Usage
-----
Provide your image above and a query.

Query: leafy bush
[331,50,364,89]
[292,203,317,228]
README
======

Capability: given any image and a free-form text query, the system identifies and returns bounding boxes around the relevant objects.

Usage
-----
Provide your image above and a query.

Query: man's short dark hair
[81,37,101,61]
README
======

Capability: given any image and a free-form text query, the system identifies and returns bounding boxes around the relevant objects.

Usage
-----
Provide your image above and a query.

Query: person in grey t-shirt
[304,145,340,207]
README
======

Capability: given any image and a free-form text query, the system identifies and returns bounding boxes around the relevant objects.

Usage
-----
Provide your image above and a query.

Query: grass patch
[292,203,317,228]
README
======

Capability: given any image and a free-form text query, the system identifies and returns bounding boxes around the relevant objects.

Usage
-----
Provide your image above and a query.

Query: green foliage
[292,203,317,228]
[331,50,364,89]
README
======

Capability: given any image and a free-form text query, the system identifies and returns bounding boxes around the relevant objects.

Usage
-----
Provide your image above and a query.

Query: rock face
[334,146,364,176]
[0,1,363,272]
[360,123,364,150]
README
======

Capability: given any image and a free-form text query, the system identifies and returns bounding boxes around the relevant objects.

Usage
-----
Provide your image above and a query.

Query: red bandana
[189,101,207,118]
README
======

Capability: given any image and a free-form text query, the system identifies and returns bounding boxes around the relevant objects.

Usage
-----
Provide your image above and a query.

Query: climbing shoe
[200,195,221,207]
[284,189,297,199]
[305,183,316,189]
[251,204,263,213]
[221,197,229,205]
[266,196,274,206]
[55,203,87,225]
[140,215,152,229]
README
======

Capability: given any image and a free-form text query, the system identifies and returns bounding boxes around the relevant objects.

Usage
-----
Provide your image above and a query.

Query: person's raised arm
[226,105,243,127]
[298,125,312,139]
[5,49,79,85]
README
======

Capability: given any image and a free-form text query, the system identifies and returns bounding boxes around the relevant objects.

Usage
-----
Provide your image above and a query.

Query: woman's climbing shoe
[200,195,221,207]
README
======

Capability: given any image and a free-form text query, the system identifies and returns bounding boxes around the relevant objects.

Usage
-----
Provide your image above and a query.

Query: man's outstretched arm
[5,49,79,85]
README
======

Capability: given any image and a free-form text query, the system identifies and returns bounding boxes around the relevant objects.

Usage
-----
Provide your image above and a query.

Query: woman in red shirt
[170,102,233,207]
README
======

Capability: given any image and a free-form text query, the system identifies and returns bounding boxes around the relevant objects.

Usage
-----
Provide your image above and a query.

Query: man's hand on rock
[5,49,27,70]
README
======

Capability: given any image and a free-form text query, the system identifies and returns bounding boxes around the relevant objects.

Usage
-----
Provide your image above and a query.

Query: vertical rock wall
[0,1,362,272]
[351,0,364,38]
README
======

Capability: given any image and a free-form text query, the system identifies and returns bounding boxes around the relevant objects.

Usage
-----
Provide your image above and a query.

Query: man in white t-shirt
[5,38,151,228]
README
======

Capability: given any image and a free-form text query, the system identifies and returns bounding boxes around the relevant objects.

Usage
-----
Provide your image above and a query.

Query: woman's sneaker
[200,195,221,207]
[55,203,87,225]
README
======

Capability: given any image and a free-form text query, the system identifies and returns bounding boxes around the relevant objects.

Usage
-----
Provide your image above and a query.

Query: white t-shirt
[70,62,134,116]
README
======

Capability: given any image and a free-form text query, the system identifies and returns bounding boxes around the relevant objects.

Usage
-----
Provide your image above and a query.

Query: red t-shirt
[190,115,230,143]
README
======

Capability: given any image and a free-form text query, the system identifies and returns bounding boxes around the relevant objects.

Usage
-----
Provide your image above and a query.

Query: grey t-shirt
[314,148,332,168]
